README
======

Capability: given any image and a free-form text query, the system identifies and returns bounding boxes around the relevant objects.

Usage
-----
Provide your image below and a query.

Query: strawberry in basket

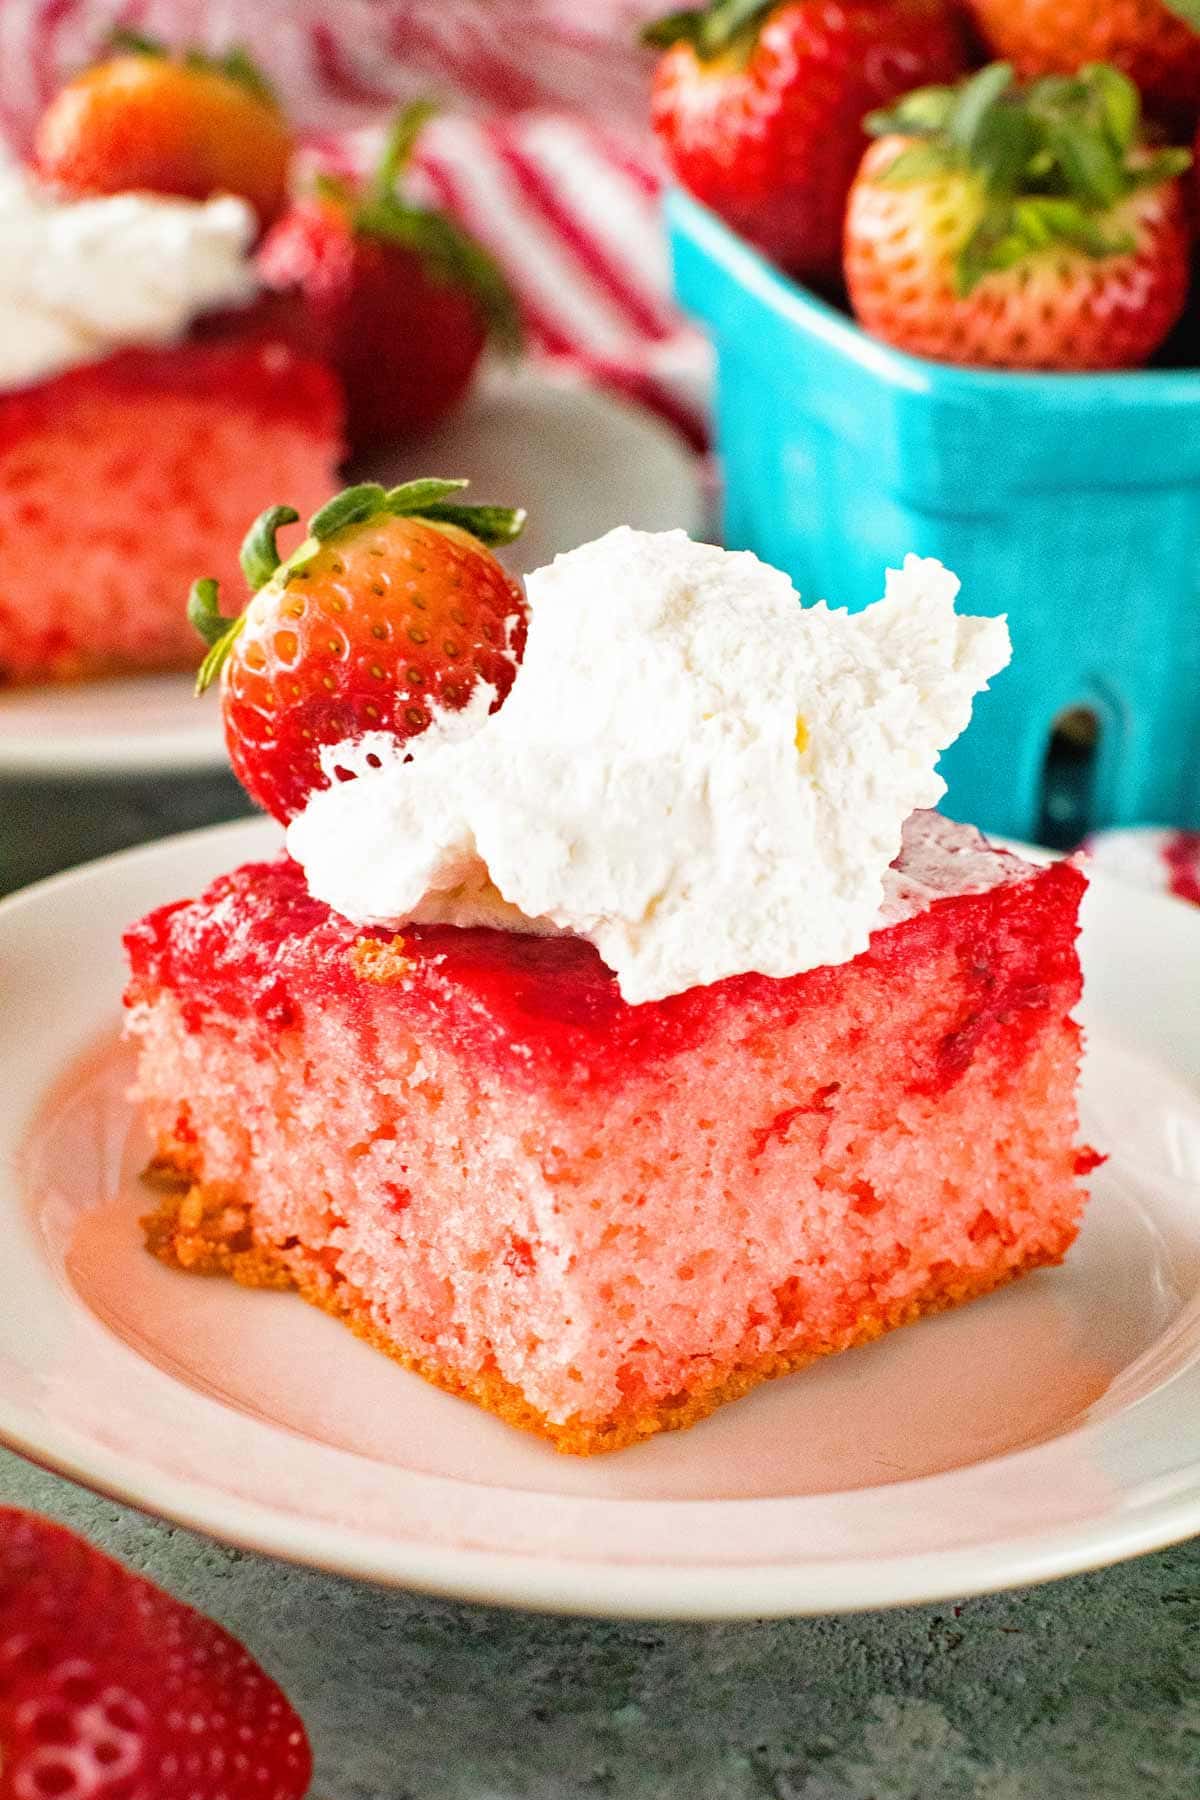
[844,62,1192,370]
[644,0,967,280]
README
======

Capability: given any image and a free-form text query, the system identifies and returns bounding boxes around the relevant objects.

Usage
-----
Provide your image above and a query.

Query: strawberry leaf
[1128,147,1194,188]
[642,1,770,56]
[947,62,1016,161]
[189,580,247,695]
[1083,62,1140,156]
[187,577,226,647]
[108,29,277,103]
[956,194,1136,294]
[1043,118,1125,206]
[866,85,958,139]
[421,502,528,546]
[212,44,277,106]
[303,479,527,551]
[309,484,388,540]
[240,505,299,592]
[877,142,959,186]
[384,479,470,514]
[107,27,164,57]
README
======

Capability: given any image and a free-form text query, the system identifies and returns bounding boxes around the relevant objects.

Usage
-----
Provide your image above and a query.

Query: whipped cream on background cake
[287,527,1011,1004]
[0,156,258,389]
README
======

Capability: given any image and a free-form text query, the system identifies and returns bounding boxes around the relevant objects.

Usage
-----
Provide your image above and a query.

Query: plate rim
[0,366,705,783]
[2,817,1200,1619]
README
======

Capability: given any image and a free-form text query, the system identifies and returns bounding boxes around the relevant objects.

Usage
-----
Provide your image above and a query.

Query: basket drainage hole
[1037,705,1101,850]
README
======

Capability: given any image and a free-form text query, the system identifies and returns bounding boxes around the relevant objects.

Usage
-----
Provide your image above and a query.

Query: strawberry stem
[369,99,439,211]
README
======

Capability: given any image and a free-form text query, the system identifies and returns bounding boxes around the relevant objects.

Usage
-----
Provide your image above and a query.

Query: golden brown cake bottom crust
[140,1155,1065,1456]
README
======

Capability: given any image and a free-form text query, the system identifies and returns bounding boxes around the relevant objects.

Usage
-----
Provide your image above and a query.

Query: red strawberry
[0,1507,311,1800]
[963,0,1200,126]
[258,104,521,449]
[644,0,966,280]
[190,478,527,822]
[843,62,1192,370]
[34,33,293,231]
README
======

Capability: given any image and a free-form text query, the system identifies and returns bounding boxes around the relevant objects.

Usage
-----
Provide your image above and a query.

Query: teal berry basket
[666,185,1200,844]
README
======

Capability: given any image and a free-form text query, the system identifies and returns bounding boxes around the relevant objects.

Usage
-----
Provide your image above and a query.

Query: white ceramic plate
[0,368,705,780]
[2,819,1200,1619]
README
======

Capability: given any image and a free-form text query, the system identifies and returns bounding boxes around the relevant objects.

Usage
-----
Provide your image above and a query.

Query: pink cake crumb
[123,812,1093,1453]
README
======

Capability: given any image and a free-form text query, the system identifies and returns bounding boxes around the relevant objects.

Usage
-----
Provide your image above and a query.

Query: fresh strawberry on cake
[0,40,341,684]
[124,494,1095,1454]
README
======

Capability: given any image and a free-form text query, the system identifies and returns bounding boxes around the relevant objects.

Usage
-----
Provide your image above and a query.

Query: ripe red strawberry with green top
[0,1506,312,1800]
[191,478,527,822]
[644,0,966,279]
[258,104,521,448]
[843,62,1192,370]
[34,32,293,230]
[963,0,1200,125]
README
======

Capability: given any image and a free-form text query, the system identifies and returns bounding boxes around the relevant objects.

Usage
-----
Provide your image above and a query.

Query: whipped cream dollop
[0,156,259,390]
[288,528,1011,1004]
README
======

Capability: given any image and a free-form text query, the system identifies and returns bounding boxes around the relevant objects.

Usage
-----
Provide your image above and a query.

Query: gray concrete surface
[3,1448,1199,1800]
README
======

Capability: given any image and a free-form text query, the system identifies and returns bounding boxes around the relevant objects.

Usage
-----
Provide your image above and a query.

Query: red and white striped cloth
[3,1,1197,892]
[0,2,711,443]
[0,0,662,139]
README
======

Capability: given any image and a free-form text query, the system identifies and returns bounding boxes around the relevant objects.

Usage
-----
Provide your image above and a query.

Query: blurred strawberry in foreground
[190,478,527,822]
[963,0,1200,125]
[259,104,521,449]
[644,0,966,280]
[33,32,294,230]
[0,1506,312,1799]
[844,62,1192,370]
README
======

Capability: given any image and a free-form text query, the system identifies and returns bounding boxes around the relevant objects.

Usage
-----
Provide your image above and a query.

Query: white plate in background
[0,367,705,780]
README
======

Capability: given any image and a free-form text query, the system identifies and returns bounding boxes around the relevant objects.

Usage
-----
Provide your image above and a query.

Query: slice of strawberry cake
[123,496,1094,1453]
[0,337,341,682]
[0,46,342,684]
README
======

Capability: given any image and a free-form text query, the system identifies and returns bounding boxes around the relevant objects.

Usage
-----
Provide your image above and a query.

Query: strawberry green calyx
[305,478,527,549]
[350,103,523,354]
[189,479,526,694]
[642,0,771,57]
[868,61,1192,295]
[106,29,278,104]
